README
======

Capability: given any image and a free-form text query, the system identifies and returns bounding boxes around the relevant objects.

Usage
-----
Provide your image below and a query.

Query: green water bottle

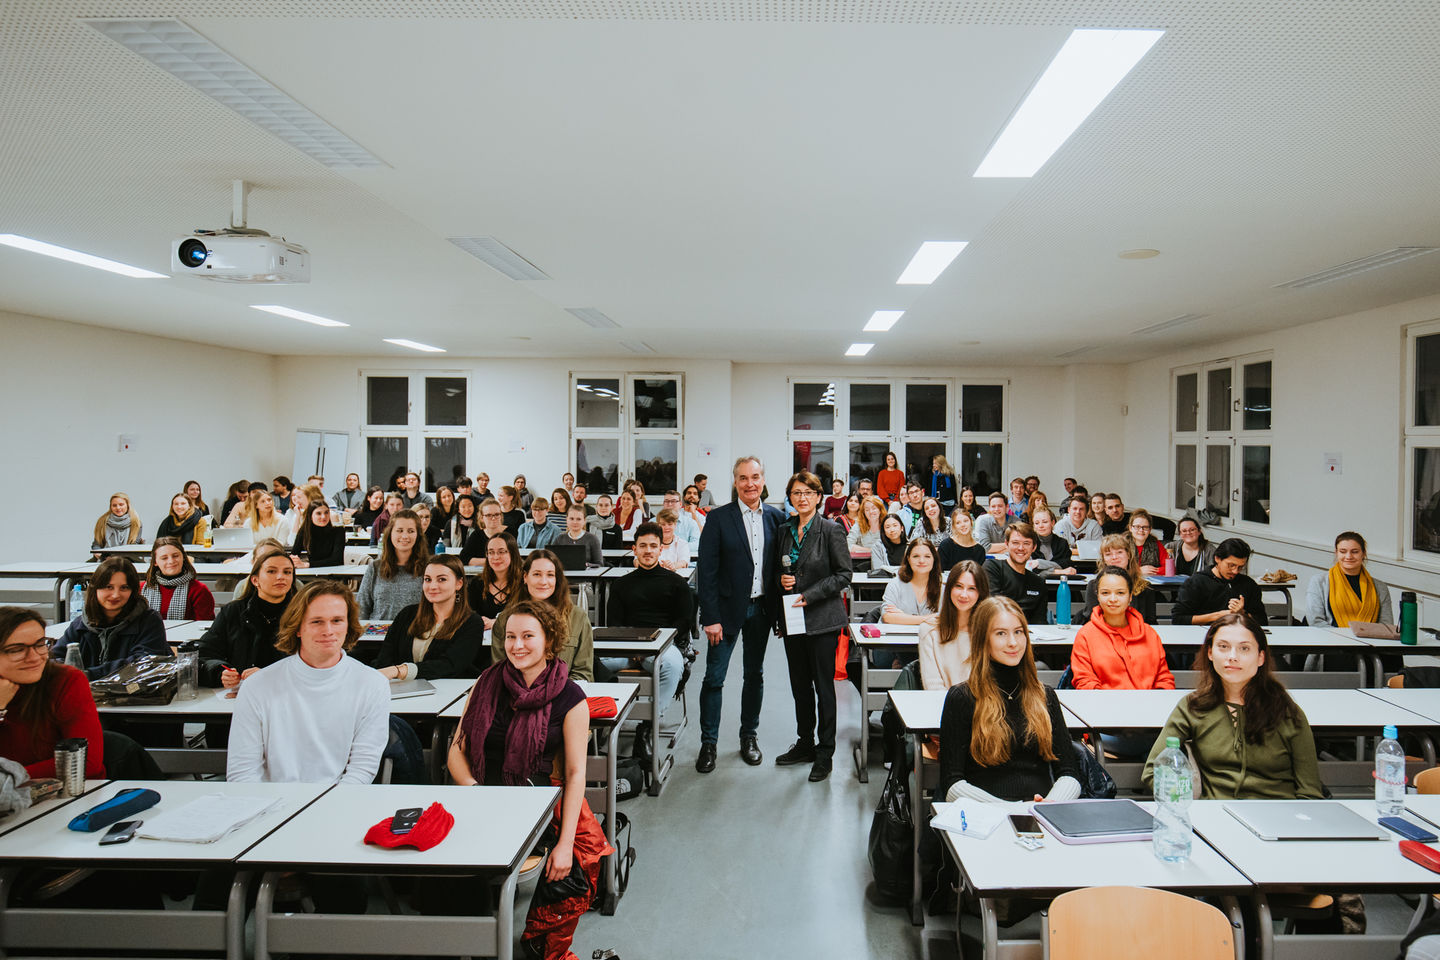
[1401,591,1418,645]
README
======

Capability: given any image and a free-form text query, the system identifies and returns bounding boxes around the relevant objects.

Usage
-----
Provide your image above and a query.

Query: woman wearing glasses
[0,607,106,779]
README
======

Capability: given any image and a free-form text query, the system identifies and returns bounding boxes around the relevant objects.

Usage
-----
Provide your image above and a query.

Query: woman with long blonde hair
[936,596,1080,803]
[845,495,888,553]
[91,492,143,551]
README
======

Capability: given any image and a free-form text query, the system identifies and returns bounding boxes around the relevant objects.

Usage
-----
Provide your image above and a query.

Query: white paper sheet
[136,794,279,844]
[782,594,807,636]
[932,801,1006,840]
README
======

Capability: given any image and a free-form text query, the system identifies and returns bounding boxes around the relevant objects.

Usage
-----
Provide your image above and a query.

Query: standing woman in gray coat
[772,470,853,782]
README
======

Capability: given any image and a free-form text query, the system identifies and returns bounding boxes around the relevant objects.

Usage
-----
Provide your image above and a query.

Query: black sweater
[1172,569,1269,626]
[197,593,291,686]
[372,604,488,678]
[936,661,1080,802]
[296,525,345,568]
[937,539,986,570]
[606,565,694,640]
[982,557,1047,624]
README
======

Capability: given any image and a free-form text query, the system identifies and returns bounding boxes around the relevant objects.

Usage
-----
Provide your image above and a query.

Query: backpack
[592,811,636,909]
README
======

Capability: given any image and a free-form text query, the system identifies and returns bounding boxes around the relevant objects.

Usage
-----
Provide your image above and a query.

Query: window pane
[634,438,678,495]
[1417,335,1440,427]
[1242,362,1271,431]
[367,377,408,426]
[1241,446,1270,524]
[1205,444,1230,517]
[793,441,834,494]
[793,382,835,431]
[961,384,1004,433]
[424,438,466,490]
[576,438,619,496]
[1175,373,1198,432]
[1415,448,1440,552]
[633,378,678,429]
[575,378,621,429]
[903,442,946,497]
[1174,445,1197,511]
[959,442,1003,495]
[906,383,947,432]
[366,437,408,491]
[425,377,466,426]
[1206,367,1232,432]
[847,442,888,492]
[850,383,890,432]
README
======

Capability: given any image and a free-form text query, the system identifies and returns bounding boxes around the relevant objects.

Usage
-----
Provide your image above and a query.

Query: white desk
[93,544,251,559]
[0,780,327,960]
[1191,797,1440,960]
[0,562,96,620]
[1362,686,1440,724]
[933,800,1248,960]
[0,782,105,837]
[847,624,921,783]
[592,627,681,796]
[240,783,558,960]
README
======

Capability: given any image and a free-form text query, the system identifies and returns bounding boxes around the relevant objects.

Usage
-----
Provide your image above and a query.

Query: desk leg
[647,656,663,796]
[227,871,252,960]
[855,654,870,783]
[1088,725,1107,769]
[1255,893,1274,960]
[1425,734,1437,767]
[254,870,282,960]
[910,731,924,926]
[602,726,619,916]
[1221,895,1245,960]
[979,897,1000,960]
[496,864,520,960]
[53,576,70,622]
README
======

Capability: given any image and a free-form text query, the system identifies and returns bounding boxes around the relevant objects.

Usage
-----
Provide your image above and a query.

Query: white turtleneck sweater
[227,652,389,785]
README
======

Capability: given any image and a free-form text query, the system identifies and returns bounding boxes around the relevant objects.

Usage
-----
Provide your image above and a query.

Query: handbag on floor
[867,761,912,904]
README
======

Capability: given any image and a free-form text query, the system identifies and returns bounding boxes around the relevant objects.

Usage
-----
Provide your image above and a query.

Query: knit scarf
[142,572,193,620]
[1137,536,1162,569]
[459,658,571,786]
[103,512,138,546]
[165,509,203,544]
[1327,565,1379,627]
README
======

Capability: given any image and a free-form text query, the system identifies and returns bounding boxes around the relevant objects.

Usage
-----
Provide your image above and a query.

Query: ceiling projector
[170,230,310,283]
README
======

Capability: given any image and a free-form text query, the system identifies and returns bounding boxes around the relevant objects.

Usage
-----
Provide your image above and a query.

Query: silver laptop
[211,527,252,548]
[1075,540,1100,561]
[388,678,437,700]
[1224,801,1388,841]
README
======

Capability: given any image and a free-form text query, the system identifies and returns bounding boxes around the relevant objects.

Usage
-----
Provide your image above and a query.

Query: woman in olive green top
[1143,612,1322,799]
[488,549,594,681]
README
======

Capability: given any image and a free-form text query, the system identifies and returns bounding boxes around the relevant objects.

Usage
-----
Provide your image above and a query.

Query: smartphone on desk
[1381,817,1439,843]
[100,820,141,845]
[1009,813,1044,841]
[392,808,423,834]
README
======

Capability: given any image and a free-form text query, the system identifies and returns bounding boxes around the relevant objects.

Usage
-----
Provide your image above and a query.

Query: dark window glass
[906,384,947,432]
[575,378,621,429]
[961,384,1003,433]
[847,442,888,493]
[367,377,408,426]
[1175,373,1198,432]
[904,442,946,495]
[576,438,619,495]
[1205,444,1230,517]
[366,437,408,491]
[633,379,678,429]
[850,383,890,432]
[1174,445,1197,511]
[634,438,678,495]
[1241,446,1270,525]
[424,438,466,490]
[1206,368,1232,432]
[959,442,1003,493]
[1242,362,1271,431]
[793,441,834,494]
[793,383,835,431]
[1417,335,1440,427]
[425,377,466,426]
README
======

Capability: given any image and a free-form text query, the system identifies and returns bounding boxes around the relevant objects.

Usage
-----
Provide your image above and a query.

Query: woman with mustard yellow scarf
[1306,531,1394,628]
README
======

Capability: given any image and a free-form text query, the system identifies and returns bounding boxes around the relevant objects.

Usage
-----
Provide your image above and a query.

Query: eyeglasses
[790,489,818,499]
[1,639,52,661]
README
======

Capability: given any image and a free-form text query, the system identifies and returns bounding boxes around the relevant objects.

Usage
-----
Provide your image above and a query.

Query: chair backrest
[1416,767,1440,795]
[1045,885,1235,960]
[1388,674,1405,688]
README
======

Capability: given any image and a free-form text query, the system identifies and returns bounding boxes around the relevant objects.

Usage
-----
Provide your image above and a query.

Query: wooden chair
[1389,674,1406,688]
[1043,885,1237,960]
[1417,767,1440,795]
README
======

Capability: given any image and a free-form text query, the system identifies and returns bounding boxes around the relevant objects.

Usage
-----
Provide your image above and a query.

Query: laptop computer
[211,527,252,548]
[1031,799,1154,845]
[388,678,437,700]
[592,627,661,642]
[1075,540,1100,561]
[1224,801,1388,841]
[546,544,589,571]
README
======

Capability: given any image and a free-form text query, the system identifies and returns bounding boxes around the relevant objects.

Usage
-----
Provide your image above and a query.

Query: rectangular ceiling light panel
[251,304,348,327]
[846,342,874,357]
[974,29,1164,178]
[385,338,446,353]
[864,310,905,332]
[1275,247,1440,289]
[0,233,166,278]
[566,307,620,329]
[896,241,968,285]
[447,237,550,281]
[84,19,383,169]
[1131,313,1205,336]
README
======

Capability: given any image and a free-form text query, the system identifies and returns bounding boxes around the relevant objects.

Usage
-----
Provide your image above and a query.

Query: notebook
[1031,799,1154,844]
[1224,801,1388,841]
[388,678,437,700]
[592,627,661,642]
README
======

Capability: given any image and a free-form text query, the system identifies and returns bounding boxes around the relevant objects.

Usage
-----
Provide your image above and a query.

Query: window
[571,373,683,499]
[1405,322,1440,559]
[361,372,470,490]
[1171,353,1271,526]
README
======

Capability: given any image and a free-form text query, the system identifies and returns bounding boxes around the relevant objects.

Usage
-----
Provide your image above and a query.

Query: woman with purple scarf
[447,599,612,960]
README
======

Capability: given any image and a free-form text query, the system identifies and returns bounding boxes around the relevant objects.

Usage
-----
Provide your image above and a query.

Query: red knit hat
[363,802,454,851]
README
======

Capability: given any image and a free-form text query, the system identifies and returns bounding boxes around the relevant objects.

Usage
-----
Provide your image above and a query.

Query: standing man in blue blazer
[695,455,786,773]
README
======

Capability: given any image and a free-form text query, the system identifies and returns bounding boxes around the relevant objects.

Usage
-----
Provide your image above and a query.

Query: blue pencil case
[67,788,161,833]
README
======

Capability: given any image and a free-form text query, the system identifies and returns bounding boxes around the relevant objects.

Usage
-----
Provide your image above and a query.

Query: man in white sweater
[227,581,389,785]
[1054,495,1103,547]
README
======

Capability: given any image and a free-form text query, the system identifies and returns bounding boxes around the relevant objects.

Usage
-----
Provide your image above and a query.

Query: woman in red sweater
[0,607,106,780]
[875,451,906,505]
[140,538,216,621]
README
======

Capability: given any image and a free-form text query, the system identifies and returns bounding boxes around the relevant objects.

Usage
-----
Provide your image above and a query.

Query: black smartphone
[1380,816,1439,843]
[1008,813,1043,839]
[392,808,424,835]
[100,820,141,845]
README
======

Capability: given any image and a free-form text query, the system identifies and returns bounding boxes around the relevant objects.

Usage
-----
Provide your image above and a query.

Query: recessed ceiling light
[251,304,348,327]
[0,233,166,279]
[384,338,446,353]
[566,307,620,329]
[1118,248,1161,259]
[1275,246,1440,289]
[846,343,875,357]
[896,242,968,285]
[974,29,1164,178]
[864,310,905,332]
[447,236,549,281]
[620,341,655,354]
[84,19,383,169]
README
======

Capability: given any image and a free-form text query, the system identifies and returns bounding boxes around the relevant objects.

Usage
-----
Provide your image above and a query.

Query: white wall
[0,309,278,564]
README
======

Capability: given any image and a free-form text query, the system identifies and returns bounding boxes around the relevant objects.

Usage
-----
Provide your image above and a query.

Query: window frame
[359,369,472,491]
[1403,319,1440,562]
[1169,352,1273,529]
[570,371,684,502]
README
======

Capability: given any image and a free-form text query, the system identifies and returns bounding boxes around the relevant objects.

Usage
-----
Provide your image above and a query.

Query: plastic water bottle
[1055,576,1071,626]
[434,539,445,555]
[1376,724,1406,815]
[1152,736,1195,863]
[68,583,85,621]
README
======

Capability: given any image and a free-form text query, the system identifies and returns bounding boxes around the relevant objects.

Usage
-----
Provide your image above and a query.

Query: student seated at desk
[601,523,690,709]
[660,490,701,552]
[881,539,940,626]
[332,472,364,514]
[1028,507,1075,575]
[490,550,595,681]
[1126,508,1169,577]
[548,488,573,533]
[837,493,861,532]
[432,484,457,533]
[973,492,1011,555]
[183,480,210,517]
[219,481,248,526]
[443,493,478,550]
[374,556,487,680]
[610,489,644,545]
[918,560,988,691]
[1172,537,1269,627]
[495,484,525,532]
[353,485,385,529]
[1143,612,1322,799]
[1054,494,1102,547]
[411,502,443,552]
[1166,514,1215,576]
[1307,530,1394,629]
[936,596,1081,803]
[91,492,144,552]
[231,490,293,546]
[1078,535,1158,625]
[871,514,910,572]
[846,495,887,554]
[357,509,428,620]
[140,537,215,620]
[913,497,948,549]
[54,558,168,681]
[937,508,986,570]
[516,498,559,550]
[982,523,1047,625]
[447,599,612,960]
[586,494,617,542]
[553,504,602,567]
[0,607,106,780]
[368,492,405,545]
[155,491,207,545]
[290,501,345,569]
[460,498,509,564]
[469,534,522,629]
[198,549,296,688]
